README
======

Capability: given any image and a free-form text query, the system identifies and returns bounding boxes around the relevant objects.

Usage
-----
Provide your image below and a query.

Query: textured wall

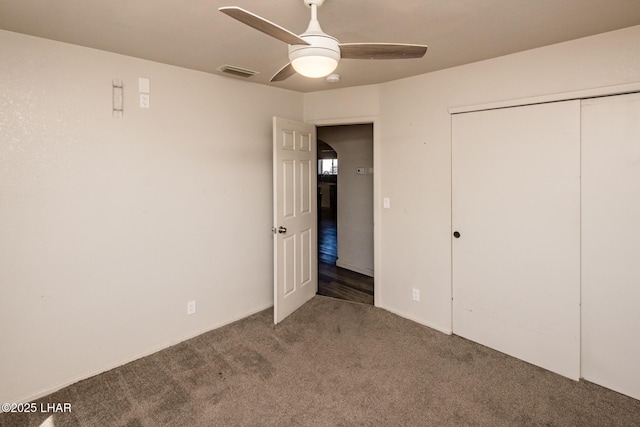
[0,30,303,403]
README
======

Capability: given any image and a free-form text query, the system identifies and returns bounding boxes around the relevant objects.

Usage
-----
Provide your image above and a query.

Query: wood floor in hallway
[317,207,374,305]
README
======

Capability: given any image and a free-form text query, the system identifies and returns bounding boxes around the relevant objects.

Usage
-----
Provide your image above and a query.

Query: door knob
[453,231,461,238]
[278,226,287,234]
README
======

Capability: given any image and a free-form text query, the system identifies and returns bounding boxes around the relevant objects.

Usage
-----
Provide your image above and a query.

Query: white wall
[304,85,380,123]
[3,23,640,404]
[304,25,640,333]
[0,30,303,403]
[318,125,374,276]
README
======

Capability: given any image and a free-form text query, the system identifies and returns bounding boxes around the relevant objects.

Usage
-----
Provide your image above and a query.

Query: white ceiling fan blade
[270,63,297,82]
[219,7,310,46]
[340,43,428,60]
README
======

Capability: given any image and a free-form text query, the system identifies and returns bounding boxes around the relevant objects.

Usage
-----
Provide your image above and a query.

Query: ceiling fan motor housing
[289,33,341,78]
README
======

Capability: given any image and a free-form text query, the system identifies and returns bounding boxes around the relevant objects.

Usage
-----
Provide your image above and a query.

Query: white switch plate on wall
[138,77,150,93]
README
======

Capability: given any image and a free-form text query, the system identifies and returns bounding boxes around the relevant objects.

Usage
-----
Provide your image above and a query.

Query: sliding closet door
[582,92,640,400]
[452,101,581,379]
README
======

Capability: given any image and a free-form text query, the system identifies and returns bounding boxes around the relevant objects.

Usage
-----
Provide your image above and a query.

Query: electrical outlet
[140,93,150,108]
[412,288,420,302]
[187,300,196,315]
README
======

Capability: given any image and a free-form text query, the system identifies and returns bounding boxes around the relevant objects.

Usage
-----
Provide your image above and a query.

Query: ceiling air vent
[217,65,259,78]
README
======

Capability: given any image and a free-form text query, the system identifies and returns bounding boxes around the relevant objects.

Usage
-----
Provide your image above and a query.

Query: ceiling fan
[219,0,428,82]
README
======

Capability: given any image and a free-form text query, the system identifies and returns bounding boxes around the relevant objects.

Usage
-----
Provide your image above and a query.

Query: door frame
[449,82,640,115]
[310,116,380,306]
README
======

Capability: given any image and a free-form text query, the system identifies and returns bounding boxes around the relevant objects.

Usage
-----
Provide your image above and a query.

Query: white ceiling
[1,0,639,93]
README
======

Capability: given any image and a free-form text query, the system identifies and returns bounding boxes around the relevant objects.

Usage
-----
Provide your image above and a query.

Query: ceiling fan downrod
[303,0,325,35]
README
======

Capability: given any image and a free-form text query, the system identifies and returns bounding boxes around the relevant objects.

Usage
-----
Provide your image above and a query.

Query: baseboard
[13,302,274,404]
[380,305,452,335]
[335,260,374,277]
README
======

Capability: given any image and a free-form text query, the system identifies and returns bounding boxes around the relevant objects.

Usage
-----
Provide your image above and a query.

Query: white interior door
[273,117,317,324]
[581,92,640,400]
[452,101,581,379]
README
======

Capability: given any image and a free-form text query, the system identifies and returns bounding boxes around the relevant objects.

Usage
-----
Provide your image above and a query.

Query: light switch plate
[138,77,150,93]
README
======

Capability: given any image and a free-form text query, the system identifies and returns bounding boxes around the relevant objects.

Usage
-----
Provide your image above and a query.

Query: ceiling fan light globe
[289,33,341,79]
[291,56,338,78]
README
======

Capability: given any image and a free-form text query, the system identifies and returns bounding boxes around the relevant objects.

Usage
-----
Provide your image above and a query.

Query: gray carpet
[2,296,639,426]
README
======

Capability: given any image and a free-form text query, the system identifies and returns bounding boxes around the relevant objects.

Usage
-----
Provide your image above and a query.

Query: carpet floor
[2,296,639,426]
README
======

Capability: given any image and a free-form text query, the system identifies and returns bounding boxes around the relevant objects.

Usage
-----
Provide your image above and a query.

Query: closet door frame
[449,83,640,398]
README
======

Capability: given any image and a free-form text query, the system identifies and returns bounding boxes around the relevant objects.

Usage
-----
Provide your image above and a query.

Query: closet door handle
[453,231,461,238]
[278,226,287,234]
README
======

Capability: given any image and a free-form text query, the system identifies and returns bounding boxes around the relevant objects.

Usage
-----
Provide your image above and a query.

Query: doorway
[316,124,374,304]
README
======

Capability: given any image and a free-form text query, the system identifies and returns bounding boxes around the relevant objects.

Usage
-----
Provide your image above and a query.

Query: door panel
[300,160,311,214]
[282,160,295,219]
[581,92,640,400]
[300,228,311,285]
[273,117,317,324]
[452,100,581,379]
[282,234,295,296]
